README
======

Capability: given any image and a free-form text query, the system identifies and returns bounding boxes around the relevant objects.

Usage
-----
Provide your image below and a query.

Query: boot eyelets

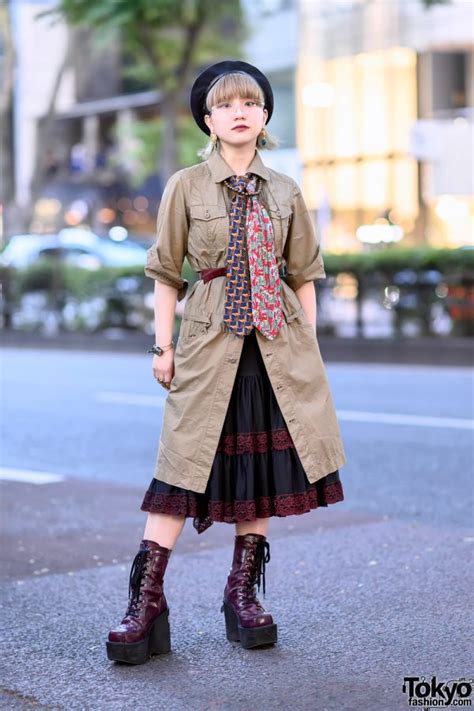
[107,542,173,664]
[222,534,277,649]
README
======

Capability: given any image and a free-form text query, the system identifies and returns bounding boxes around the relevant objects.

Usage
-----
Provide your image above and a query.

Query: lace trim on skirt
[141,477,344,534]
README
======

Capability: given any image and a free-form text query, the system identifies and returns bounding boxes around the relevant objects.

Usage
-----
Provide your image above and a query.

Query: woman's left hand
[152,351,175,390]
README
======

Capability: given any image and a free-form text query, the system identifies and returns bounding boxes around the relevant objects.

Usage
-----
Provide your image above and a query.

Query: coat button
[205,210,210,218]
[229,357,237,363]
[288,418,295,423]
[276,210,281,217]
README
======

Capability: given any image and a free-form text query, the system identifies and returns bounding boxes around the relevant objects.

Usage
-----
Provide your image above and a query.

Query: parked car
[1,229,147,270]
[0,229,150,332]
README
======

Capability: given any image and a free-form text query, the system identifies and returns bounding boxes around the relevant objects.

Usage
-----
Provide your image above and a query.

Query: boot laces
[242,539,271,600]
[255,539,270,598]
[126,549,149,617]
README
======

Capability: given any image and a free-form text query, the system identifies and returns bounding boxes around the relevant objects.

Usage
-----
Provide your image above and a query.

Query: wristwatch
[147,341,174,356]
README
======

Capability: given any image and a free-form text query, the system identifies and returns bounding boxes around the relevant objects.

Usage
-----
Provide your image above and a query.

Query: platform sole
[221,601,277,649]
[106,608,171,665]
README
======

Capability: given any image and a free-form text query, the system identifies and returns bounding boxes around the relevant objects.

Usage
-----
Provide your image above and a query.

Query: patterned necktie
[223,173,284,340]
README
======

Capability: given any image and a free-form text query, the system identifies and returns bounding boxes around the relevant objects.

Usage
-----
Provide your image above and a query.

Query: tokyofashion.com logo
[402,676,473,707]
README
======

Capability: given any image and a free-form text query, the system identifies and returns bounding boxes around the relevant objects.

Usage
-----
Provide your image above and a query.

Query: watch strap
[147,341,174,356]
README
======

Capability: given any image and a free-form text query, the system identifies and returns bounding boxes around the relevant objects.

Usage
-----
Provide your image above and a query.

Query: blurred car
[1,229,147,270]
[0,229,152,332]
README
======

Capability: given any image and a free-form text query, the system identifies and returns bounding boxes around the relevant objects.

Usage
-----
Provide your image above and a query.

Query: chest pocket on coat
[268,204,292,256]
[189,205,228,260]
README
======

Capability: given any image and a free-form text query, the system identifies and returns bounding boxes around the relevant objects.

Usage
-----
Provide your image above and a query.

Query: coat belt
[199,267,227,283]
[199,265,288,284]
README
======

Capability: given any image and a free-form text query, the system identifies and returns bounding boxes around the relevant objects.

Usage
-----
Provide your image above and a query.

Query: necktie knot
[226,173,259,196]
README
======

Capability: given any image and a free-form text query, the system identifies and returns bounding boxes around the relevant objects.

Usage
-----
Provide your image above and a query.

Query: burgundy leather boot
[221,533,277,649]
[106,539,172,664]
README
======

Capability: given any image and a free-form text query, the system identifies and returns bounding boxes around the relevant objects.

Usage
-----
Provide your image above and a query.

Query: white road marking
[337,410,474,430]
[97,392,162,407]
[97,392,473,430]
[0,468,65,484]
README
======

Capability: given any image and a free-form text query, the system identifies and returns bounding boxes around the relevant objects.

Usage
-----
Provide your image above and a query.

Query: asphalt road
[0,347,473,711]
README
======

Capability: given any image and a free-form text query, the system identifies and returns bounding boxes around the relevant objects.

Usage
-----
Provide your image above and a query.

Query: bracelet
[147,341,175,356]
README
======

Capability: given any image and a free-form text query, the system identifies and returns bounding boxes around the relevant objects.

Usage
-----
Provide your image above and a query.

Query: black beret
[190,60,274,135]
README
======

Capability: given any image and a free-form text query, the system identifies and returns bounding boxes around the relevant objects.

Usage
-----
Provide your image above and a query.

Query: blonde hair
[197,71,281,160]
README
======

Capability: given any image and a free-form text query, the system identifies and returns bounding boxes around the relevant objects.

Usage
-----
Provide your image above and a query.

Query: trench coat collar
[206,147,270,183]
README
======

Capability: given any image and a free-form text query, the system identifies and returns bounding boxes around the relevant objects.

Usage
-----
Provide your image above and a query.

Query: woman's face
[204,95,268,150]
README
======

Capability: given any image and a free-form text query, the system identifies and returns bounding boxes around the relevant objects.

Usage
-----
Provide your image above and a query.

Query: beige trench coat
[145,147,347,494]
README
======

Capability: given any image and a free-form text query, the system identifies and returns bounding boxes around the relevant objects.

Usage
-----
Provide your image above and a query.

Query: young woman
[106,60,347,665]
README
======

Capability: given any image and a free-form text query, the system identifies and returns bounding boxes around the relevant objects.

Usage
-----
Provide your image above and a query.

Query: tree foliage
[43,0,245,179]
[421,0,451,7]
[46,0,244,93]
[112,114,204,186]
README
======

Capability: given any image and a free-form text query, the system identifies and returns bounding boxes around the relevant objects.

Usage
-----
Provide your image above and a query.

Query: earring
[258,128,267,147]
[210,132,218,146]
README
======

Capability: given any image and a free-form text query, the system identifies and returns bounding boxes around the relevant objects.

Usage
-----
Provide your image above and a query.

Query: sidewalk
[1,329,472,366]
[0,476,471,710]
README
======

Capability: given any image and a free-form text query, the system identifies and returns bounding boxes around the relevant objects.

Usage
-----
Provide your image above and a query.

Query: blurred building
[243,0,301,181]
[8,0,164,237]
[10,0,302,239]
[298,0,474,251]
[7,0,473,250]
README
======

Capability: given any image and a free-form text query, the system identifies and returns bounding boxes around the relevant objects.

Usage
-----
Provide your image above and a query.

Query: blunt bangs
[205,72,265,111]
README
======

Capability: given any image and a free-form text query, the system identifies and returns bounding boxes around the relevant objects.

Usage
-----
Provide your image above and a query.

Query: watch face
[149,342,173,356]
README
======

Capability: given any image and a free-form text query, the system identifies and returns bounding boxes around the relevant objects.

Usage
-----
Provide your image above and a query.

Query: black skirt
[141,328,344,534]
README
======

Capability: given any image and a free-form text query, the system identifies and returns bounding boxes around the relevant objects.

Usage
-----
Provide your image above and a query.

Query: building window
[298,47,419,249]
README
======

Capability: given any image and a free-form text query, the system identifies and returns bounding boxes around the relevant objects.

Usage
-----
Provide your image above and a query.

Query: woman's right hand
[152,350,175,390]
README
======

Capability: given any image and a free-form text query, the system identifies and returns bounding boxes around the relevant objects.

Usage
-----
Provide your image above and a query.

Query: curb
[1,330,472,366]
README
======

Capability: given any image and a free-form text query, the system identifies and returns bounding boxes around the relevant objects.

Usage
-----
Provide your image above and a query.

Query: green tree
[422,0,451,7]
[47,0,244,181]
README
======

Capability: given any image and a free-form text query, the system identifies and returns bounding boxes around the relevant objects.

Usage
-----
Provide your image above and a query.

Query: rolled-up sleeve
[283,183,326,291]
[144,171,189,301]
